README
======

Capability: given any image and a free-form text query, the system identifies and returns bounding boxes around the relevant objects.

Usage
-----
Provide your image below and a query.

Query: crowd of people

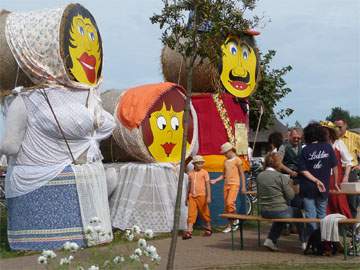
[182,118,360,255]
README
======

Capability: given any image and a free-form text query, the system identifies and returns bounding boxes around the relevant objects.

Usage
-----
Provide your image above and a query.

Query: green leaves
[249,50,293,130]
[150,0,258,60]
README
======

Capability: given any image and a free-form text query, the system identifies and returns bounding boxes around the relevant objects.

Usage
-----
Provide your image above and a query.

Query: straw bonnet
[320,120,338,130]
[192,155,205,163]
[220,142,235,154]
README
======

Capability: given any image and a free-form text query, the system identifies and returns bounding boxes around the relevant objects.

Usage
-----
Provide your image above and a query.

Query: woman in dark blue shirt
[298,122,338,238]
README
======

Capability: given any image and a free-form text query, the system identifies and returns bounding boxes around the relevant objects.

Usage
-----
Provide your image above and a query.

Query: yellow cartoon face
[147,103,190,162]
[68,14,102,85]
[220,36,258,98]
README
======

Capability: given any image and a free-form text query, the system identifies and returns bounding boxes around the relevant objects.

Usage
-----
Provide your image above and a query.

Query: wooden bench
[220,213,360,260]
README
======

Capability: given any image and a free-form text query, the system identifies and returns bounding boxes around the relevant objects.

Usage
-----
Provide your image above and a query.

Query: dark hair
[218,33,260,82]
[303,122,327,144]
[322,126,338,143]
[60,3,103,82]
[268,132,284,150]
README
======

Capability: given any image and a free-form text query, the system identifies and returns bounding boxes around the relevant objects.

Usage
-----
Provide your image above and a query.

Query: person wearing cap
[183,155,212,240]
[211,142,246,233]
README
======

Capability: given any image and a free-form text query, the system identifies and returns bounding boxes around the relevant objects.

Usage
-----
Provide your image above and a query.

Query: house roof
[248,118,288,142]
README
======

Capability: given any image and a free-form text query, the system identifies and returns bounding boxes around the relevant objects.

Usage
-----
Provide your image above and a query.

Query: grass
[204,263,360,270]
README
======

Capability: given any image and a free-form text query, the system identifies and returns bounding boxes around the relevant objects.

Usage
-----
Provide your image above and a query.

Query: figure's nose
[167,130,173,139]
[232,64,247,77]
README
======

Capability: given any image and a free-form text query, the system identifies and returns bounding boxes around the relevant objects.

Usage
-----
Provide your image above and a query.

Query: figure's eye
[89,32,95,41]
[242,46,250,60]
[78,26,85,36]
[171,116,179,131]
[229,44,237,55]
[156,116,167,130]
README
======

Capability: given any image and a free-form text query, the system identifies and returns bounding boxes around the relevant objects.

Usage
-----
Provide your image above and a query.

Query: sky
[0,0,359,137]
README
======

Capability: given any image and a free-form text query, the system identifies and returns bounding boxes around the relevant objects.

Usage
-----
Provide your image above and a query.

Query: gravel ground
[1,227,359,270]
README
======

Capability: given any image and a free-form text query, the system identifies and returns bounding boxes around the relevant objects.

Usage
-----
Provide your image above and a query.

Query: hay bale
[100,83,198,163]
[161,46,218,93]
[100,89,128,162]
[0,10,33,92]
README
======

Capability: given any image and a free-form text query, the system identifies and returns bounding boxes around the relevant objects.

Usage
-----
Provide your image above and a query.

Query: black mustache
[229,71,250,83]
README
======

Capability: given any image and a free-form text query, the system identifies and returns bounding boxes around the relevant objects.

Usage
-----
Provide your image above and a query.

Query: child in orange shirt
[183,155,212,240]
[211,142,246,233]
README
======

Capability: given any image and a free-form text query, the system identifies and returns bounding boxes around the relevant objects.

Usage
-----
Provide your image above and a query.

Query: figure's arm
[94,109,115,141]
[210,174,223,184]
[300,170,326,192]
[0,96,27,156]
[337,140,352,182]
[206,180,211,203]
[237,162,246,193]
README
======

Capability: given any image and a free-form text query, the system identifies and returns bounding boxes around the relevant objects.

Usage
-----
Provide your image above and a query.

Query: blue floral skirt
[7,165,86,250]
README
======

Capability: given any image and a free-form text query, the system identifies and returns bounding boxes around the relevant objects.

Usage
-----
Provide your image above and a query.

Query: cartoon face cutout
[62,4,102,86]
[220,35,259,98]
[147,103,189,162]
[142,90,193,163]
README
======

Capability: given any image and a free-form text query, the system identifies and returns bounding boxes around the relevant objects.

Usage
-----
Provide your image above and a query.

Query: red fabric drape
[191,93,248,155]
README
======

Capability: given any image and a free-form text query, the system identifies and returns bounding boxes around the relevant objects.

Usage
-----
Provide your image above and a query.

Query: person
[183,155,212,239]
[334,119,360,218]
[321,123,352,217]
[267,132,284,153]
[257,152,306,251]
[278,128,304,235]
[298,122,338,239]
[278,128,303,178]
[211,142,246,233]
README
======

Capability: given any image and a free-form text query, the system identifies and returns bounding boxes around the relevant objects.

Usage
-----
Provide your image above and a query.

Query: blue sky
[1,0,359,138]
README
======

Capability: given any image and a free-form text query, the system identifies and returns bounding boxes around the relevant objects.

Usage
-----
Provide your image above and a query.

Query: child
[183,155,212,240]
[211,142,246,233]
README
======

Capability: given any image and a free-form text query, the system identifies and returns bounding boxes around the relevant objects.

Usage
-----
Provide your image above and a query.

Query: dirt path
[1,228,359,269]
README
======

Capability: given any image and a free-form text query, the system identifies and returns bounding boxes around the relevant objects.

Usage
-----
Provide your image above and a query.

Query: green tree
[151,1,260,268]
[249,50,293,131]
[326,107,360,129]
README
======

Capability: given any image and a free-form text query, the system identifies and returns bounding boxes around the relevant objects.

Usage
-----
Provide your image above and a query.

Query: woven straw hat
[220,142,235,154]
[192,155,205,163]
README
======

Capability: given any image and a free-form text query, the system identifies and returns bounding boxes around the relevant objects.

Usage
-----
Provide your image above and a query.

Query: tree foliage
[326,107,360,129]
[150,0,261,66]
[249,50,293,130]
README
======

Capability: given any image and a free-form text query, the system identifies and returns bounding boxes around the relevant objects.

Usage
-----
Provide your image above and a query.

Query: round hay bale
[100,89,127,162]
[101,83,198,163]
[161,46,218,93]
[0,9,33,92]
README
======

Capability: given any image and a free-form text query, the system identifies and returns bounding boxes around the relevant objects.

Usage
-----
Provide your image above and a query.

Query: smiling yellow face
[220,35,258,98]
[147,103,190,162]
[68,14,101,85]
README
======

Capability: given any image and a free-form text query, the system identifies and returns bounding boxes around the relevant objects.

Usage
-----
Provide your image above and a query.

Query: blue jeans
[261,207,305,243]
[303,197,328,239]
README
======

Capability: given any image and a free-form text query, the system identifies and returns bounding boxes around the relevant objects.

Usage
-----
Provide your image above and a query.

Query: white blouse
[5,87,115,198]
[333,139,352,167]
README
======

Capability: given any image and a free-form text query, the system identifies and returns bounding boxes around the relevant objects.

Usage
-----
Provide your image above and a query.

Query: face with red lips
[141,90,193,163]
[67,11,102,85]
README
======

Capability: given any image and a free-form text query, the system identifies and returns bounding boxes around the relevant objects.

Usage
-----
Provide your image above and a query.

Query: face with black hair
[62,4,102,86]
[219,35,259,98]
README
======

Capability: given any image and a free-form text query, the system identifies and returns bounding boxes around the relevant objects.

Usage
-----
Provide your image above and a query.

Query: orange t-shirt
[188,168,210,197]
[224,156,243,185]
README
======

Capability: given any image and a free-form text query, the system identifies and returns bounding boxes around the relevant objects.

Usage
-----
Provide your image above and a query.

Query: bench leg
[240,220,244,250]
[342,226,347,260]
[231,223,235,251]
[257,221,261,247]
